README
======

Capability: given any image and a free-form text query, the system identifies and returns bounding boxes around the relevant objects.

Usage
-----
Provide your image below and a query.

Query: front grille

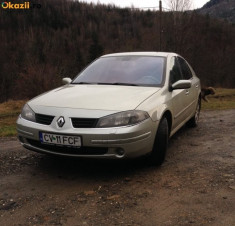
[27,139,108,155]
[35,113,54,125]
[71,118,98,128]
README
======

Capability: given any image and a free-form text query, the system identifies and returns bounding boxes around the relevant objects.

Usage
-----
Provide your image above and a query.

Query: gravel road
[0,110,234,226]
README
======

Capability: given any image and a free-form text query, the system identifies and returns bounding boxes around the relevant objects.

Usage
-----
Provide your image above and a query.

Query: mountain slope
[198,0,235,23]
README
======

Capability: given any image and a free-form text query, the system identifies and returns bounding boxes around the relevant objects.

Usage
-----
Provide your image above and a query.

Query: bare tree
[162,0,193,53]
[164,0,193,11]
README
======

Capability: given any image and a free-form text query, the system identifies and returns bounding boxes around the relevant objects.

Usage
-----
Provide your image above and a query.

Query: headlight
[96,110,149,128]
[21,104,36,122]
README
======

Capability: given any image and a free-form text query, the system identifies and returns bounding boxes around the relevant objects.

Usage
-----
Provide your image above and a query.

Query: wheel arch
[161,110,172,135]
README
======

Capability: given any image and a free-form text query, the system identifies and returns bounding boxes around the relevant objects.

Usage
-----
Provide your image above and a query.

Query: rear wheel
[149,117,169,166]
[187,97,201,128]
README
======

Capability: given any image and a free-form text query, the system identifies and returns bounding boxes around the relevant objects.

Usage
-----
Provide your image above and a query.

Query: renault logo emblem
[57,116,65,127]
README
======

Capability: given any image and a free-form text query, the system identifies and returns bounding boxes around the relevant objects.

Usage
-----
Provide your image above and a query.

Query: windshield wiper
[97,82,139,86]
[74,82,139,86]
[74,82,96,84]
[112,82,139,86]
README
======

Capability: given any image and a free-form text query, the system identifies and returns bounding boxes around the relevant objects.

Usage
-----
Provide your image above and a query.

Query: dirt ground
[0,110,234,226]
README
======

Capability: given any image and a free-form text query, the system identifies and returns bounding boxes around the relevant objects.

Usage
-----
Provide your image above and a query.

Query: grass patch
[0,116,18,137]
[201,88,235,110]
[0,100,26,137]
[0,125,17,137]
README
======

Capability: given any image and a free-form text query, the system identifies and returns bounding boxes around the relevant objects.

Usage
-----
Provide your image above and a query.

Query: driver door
[169,57,191,131]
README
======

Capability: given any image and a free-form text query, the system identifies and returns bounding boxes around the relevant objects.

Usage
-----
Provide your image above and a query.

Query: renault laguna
[17,52,201,165]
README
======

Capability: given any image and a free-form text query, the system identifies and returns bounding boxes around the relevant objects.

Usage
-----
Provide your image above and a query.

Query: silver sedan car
[17,52,201,165]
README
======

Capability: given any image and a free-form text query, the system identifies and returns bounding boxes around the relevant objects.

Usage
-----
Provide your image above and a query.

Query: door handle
[185,90,189,95]
[195,85,199,89]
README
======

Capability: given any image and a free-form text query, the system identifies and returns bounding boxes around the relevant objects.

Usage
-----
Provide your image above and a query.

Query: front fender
[148,104,169,122]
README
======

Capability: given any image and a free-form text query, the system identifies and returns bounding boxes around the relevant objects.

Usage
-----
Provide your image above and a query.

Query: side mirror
[172,80,191,90]
[62,77,72,85]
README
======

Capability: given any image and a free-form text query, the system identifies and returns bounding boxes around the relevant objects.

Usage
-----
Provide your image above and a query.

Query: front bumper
[17,116,158,159]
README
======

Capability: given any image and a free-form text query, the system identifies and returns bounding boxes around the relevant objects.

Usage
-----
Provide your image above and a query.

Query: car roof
[101,52,177,58]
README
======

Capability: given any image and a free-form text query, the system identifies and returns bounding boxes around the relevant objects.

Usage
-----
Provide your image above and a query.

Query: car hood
[29,85,161,111]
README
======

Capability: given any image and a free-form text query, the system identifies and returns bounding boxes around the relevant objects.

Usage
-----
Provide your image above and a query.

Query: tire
[187,97,201,128]
[149,117,169,166]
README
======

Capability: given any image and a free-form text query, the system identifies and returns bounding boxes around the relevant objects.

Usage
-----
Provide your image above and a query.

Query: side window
[178,57,193,80]
[169,57,182,84]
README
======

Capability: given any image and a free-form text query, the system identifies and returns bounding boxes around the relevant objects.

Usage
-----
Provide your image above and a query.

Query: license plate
[39,132,81,147]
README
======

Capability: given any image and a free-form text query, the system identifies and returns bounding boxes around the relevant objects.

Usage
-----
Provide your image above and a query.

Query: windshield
[72,56,165,87]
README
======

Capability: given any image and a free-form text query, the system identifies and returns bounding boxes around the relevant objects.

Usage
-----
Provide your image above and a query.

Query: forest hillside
[0,0,234,102]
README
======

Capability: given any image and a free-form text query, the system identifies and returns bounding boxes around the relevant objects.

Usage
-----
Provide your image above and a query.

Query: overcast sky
[79,0,209,10]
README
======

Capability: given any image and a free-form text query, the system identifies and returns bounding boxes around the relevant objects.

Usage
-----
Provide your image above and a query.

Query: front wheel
[149,117,169,166]
[187,97,201,128]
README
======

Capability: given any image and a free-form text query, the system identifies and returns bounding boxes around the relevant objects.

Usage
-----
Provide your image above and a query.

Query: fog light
[116,148,125,156]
